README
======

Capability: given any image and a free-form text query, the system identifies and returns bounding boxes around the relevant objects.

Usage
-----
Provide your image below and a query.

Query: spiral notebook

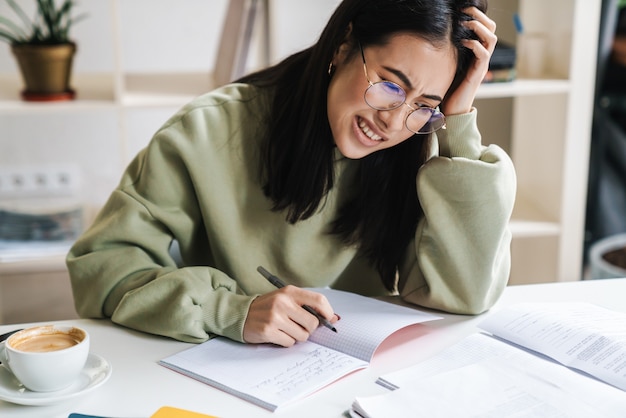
[159,288,440,412]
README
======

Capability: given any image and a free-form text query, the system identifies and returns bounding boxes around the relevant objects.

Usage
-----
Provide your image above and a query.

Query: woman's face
[327,33,456,159]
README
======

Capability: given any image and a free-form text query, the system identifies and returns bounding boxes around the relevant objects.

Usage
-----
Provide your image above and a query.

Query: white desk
[1,278,625,418]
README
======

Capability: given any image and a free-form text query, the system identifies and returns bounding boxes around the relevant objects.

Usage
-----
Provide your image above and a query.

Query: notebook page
[309,289,441,362]
[159,337,368,411]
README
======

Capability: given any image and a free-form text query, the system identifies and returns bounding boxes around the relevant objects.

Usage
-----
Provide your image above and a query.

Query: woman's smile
[356,116,384,143]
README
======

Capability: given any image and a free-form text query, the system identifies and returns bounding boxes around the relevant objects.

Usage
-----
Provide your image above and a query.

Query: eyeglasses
[359,44,446,134]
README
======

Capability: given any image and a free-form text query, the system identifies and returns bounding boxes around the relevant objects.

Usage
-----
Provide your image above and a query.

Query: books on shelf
[159,288,440,412]
[351,302,626,418]
[484,41,517,83]
[0,198,82,263]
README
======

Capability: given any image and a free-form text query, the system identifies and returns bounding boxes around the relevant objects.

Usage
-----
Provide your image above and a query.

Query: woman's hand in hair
[243,285,338,347]
[441,6,497,116]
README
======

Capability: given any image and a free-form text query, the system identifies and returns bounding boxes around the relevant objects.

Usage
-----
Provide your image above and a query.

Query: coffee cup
[0,325,89,392]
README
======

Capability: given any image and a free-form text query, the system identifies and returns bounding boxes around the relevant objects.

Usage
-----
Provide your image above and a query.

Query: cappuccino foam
[11,329,83,353]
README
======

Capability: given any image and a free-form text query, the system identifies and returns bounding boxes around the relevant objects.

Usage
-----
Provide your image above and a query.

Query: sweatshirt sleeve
[397,108,517,314]
[66,115,255,344]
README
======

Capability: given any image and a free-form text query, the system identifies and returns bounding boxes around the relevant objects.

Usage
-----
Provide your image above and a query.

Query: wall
[0,0,341,323]
[0,0,340,216]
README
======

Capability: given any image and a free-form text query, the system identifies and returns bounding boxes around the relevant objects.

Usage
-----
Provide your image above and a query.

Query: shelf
[0,74,572,111]
[121,72,217,107]
[477,78,570,99]
[0,73,116,112]
[510,219,561,238]
[0,253,68,275]
[510,193,561,238]
[0,72,217,110]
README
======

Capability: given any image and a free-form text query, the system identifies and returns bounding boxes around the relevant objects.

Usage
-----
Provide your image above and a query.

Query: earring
[328,62,334,76]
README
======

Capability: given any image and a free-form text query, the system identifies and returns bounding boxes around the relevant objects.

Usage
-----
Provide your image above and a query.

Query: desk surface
[1,278,625,418]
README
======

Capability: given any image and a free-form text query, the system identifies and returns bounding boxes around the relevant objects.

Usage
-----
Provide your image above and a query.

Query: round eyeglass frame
[359,43,446,135]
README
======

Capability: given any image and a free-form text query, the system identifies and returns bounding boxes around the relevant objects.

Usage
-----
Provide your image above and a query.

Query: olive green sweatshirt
[67,83,516,343]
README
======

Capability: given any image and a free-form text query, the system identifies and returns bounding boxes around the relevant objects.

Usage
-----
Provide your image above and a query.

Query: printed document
[353,302,626,418]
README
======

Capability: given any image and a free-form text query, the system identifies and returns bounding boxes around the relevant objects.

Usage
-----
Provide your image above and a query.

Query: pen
[257,266,337,333]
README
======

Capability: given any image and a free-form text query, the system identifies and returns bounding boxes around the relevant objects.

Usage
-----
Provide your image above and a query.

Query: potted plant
[589,233,626,280]
[0,0,86,101]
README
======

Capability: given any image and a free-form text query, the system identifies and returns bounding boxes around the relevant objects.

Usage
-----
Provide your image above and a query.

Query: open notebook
[159,288,440,412]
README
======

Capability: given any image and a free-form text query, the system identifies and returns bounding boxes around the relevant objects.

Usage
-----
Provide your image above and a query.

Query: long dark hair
[237,0,487,290]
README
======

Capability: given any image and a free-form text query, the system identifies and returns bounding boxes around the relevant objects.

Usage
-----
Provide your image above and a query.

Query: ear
[332,23,354,66]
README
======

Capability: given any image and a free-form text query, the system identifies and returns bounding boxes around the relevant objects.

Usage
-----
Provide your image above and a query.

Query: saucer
[0,353,112,406]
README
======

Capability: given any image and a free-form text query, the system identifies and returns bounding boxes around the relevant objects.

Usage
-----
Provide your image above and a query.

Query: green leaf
[0,0,86,44]
[0,6,30,40]
[6,0,34,33]
[0,28,20,44]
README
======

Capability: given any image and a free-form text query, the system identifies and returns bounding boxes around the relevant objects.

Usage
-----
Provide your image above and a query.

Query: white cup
[0,325,89,392]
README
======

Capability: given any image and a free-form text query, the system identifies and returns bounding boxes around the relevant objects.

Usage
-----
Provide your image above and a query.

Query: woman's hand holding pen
[441,6,497,116]
[243,286,339,347]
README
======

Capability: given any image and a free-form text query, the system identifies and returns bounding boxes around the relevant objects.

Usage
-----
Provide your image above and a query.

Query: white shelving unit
[478,0,601,284]
[0,0,600,286]
[0,0,242,280]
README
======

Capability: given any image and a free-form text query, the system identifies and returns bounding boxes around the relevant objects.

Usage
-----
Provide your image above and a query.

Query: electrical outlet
[0,164,81,198]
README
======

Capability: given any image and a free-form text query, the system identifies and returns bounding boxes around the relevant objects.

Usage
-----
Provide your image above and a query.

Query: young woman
[67,0,516,347]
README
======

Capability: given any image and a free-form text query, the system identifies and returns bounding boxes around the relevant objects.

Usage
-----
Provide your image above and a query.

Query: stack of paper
[351,302,626,418]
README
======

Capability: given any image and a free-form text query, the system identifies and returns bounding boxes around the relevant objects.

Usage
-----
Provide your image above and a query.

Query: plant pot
[11,43,77,102]
[589,233,626,279]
